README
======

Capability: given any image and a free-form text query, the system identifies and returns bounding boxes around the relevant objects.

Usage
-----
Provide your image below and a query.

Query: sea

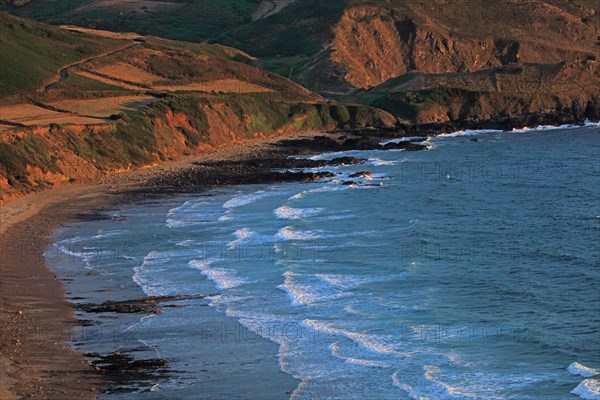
[47,122,600,399]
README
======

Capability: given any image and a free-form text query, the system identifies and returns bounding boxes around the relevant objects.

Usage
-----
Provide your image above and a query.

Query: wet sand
[1,113,595,398]
[0,131,327,399]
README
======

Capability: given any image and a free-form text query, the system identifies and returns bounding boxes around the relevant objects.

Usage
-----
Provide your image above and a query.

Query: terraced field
[0,104,108,132]
[0,13,316,131]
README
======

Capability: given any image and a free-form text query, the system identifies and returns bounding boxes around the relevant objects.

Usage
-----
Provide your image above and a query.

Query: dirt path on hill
[42,42,141,93]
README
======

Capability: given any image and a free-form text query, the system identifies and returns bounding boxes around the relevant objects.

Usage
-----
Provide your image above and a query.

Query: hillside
[0,13,393,201]
[0,12,124,97]
[5,0,599,85]
[3,0,599,122]
[351,62,600,123]
[320,0,599,90]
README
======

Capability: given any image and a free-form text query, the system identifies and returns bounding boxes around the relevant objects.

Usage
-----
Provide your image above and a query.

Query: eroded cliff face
[0,96,394,202]
[370,60,600,123]
[327,3,599,90]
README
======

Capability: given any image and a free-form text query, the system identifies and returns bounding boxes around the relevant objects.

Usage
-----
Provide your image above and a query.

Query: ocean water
[48,124,600,399]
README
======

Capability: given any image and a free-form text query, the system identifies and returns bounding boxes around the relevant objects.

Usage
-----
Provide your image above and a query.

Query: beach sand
[0,131,324,399]
[0,184,110,399]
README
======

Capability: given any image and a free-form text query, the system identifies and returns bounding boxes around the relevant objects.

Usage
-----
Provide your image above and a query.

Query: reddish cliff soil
[326,2,599,90]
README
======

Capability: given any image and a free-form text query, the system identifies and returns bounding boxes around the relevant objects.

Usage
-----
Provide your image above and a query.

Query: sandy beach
[1,118,597,398]
[0,121,426,398]
[0,182,110,399]
[0,131,328,399]
[1,2,598,397]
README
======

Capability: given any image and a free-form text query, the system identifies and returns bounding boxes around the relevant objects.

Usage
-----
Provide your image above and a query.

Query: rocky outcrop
[323,3,599,90]
[369,60,600,123]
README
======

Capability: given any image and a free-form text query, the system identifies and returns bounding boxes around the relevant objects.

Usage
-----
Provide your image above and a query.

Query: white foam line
[369,157,397,166]
[289,184,346,200]
[132,251,169,296]
[188,259,247,290]
[424,365,477,398]
[569,362,600,378]
[274,206,324,220]
[227,227,255,250]
[276,226,321,241]
[380,136,426,145]
[304,319,407,357]
[223,190,282,209]
[571,378,600,399]
[329,342,390,368]
[438,129,503,138]
[290,379,310,400]
[308,150,366,161]
[436,120,600,138]
[392,371,425,400]
[512,120,600,132]
[278,271,324,306]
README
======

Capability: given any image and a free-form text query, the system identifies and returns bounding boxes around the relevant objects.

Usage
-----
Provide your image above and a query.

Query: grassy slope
[3,1,599,121]
[0,12,124,97]
[0,14,393,200]
[2,0,262,41]
[2,0,347,80]
[0,91,391,200]
[5,1,598,76]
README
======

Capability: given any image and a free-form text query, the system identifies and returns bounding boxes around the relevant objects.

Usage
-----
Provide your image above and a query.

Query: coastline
[0,129,341,399]
[1,117,598,398]
[0,183,110,399]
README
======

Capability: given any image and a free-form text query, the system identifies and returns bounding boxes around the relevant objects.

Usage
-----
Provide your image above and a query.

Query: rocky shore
[1,115,598,399]
[142,112,597,194]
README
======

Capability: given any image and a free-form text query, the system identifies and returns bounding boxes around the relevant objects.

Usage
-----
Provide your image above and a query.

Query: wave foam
[227,228,255,250]
[176,239,193,247]
[512,120,600,133]
[223,190,279,209]
[188,259,247,290]
[380,136,426,145]
[274,206,324,220]
[571,378,600,399]
[316,274,372,290]
[433,121,600,141]
[277,226,321,241]
[569,362,600,378]
[330,342,390,368]
[289,184,346,200]
[369,157,397,166]
[308,150,365,161]
[278,271,343,305]
[132,251,173,296]
[304,319,402,356]
[424,364,477,398]
[166,199,219,228]
[438,129,502,138]
[392,372,423,400]
[218,213,232,221]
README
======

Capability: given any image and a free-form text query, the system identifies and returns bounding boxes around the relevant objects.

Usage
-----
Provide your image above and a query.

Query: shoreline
[0,184,110,399]
[1,118,598,398]
[0,129,341,399]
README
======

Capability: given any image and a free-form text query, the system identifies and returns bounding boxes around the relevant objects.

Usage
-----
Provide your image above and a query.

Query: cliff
[0,14,393,202]
[321,1,599,90]
[7,0,598,122]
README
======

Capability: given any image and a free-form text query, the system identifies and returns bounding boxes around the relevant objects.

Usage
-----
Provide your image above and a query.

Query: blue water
[49,124,600,399]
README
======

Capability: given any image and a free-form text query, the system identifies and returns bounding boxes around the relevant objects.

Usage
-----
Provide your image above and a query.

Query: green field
[0,12,122,97]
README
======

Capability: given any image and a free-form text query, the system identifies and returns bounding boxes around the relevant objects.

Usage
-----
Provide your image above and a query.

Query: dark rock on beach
[77,294,208,314]
[139,109,595,197]
[381,141,427,151]
[349,171,373,178]
[87,351,169,391]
